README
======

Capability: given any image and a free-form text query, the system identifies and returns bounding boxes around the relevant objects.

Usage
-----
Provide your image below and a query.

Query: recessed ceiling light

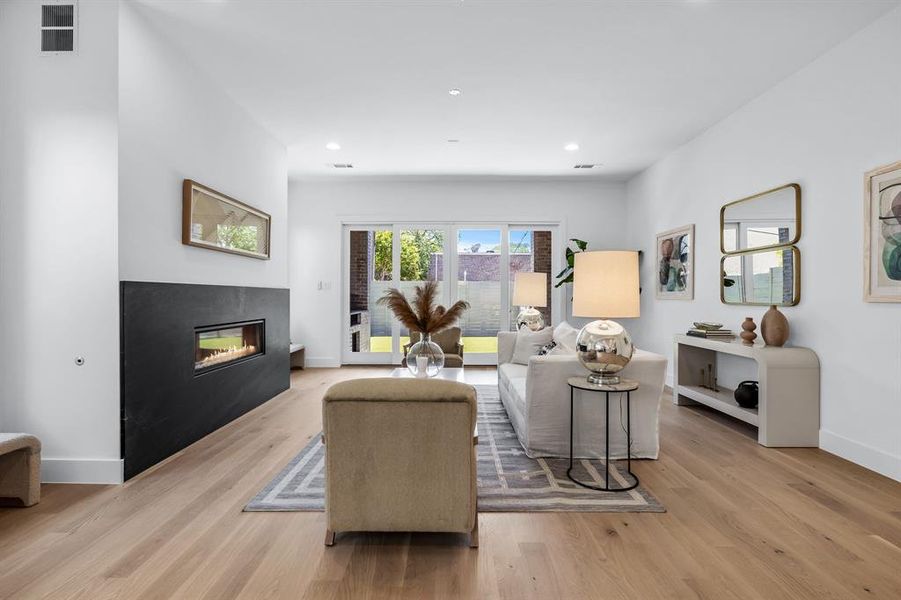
[448,88,462,96]
[564,143,579,152]
[325,142,341,151]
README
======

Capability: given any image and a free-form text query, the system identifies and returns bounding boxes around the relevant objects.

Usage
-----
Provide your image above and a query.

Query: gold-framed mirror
[721,246,800,306]
[721,183,801,254]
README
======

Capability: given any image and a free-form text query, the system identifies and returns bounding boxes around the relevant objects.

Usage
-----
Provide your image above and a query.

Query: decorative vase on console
[377,280,469,378]
[761,305,789,347]
[740,317,757,344]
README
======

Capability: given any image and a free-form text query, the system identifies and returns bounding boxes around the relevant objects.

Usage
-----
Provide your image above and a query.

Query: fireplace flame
[196,343,258,370]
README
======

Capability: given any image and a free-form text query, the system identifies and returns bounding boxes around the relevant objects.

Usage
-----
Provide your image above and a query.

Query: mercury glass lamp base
[516,307,545,331]
[587,373,621,386]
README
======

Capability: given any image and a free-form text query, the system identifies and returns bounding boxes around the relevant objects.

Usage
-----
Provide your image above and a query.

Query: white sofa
[497,330,667,459]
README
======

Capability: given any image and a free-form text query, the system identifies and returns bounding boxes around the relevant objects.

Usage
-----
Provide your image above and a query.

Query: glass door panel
[396,228,446,359]
[508,228,553,330]
[455,228,502,356]
[344,227,394,362]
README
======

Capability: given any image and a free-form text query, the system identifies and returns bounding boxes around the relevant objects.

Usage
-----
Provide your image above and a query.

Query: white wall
[626,7,901,481]
[118,3,288,288]
[288,178,629,366]
[0,1,122,483]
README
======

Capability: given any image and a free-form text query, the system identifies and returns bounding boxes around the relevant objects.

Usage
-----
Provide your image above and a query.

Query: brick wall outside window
[349,231,370,311]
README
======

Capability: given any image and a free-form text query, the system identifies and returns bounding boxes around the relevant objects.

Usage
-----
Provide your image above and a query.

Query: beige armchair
[322,378,478,547]
[403,327,464,368]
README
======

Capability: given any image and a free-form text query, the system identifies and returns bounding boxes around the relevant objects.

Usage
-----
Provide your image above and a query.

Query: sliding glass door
[343,222,558,365]
[396,227,447,357]
[343,226,394,363]
[455,228,504,362]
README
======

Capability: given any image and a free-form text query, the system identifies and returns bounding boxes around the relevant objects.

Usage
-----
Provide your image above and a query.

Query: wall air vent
[332,163,354,169]
[41,1,77,54]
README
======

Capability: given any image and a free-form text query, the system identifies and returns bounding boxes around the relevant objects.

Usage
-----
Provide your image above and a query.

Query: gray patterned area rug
[245,385,664,513]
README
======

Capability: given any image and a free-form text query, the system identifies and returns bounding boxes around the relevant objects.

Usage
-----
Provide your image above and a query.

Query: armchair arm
[455,342,464,357]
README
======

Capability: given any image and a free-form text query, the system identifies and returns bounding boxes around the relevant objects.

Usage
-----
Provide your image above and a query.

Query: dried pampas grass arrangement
[377,280,469,335]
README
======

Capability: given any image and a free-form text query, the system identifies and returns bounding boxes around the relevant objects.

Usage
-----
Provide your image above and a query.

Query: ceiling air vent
[573,164,595,169]
[332,163,354,169]
[41,1,77,54]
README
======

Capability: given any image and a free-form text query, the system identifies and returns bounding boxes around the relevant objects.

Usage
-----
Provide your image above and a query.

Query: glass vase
[406,334,445,378]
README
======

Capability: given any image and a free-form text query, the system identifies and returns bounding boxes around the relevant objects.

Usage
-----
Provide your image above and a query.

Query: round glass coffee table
[566,377,640,492]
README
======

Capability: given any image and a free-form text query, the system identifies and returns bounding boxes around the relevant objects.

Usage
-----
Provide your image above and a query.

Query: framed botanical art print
[656,224,694,300]
[182,180,271,260]
[864,160,901,302]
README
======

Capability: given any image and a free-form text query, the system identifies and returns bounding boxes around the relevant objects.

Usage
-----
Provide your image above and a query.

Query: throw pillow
[546,345,570,357]
[512,326,554,365]
[553,321,580,352]
[537,340,557,356]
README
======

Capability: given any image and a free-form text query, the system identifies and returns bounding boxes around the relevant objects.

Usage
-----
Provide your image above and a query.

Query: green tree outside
[373,230,444,281]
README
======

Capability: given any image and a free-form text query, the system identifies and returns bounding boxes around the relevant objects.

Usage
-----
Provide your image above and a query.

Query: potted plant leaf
[555,238,588,288]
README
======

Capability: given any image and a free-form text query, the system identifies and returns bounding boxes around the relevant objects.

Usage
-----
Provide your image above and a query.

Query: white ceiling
[133,0,897,180]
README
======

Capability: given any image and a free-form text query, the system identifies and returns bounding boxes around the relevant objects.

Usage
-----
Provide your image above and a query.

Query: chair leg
[469,518,479,548]
[324,529,336,546]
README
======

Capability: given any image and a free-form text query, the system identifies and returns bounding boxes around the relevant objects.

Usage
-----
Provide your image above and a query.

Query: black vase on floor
[734,381,759,409]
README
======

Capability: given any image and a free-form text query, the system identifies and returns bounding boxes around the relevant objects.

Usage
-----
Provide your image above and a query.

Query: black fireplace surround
[120,281,289,480]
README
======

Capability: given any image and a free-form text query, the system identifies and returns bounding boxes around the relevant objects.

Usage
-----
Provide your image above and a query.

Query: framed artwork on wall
[656,224,694,300]
[864,160,901,302]
[182,180,271,260]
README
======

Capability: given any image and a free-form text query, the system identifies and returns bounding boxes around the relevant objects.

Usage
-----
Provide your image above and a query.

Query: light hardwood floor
[1,367,899,599]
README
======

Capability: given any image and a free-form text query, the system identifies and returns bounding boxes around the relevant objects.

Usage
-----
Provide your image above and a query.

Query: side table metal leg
[569,386,574,474]
[605,391,610,490]
[627,391,632,476]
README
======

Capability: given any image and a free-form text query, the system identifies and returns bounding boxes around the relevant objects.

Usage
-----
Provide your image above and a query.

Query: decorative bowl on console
[692,322,724,331]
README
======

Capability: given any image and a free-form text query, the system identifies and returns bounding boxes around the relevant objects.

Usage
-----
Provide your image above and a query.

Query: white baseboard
[306,357,341,368]
[41,458,124,484]
[819,429,901,482]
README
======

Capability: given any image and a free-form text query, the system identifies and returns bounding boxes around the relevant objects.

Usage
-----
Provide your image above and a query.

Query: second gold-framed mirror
[721,246,800,306]
[721,183,801,254]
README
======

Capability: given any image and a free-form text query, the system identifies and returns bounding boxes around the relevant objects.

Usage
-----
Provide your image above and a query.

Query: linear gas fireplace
[194,320,265,374]
[121,282,289,480]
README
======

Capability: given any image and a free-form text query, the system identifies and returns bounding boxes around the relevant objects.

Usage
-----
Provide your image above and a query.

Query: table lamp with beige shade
[572,251,641,385]
[512,272,548,331]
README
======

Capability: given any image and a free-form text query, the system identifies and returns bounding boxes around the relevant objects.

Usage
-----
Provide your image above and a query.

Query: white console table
[673,335,819,447]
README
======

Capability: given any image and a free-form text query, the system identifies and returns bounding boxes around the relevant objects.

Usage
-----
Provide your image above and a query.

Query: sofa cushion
[511,326,554,365]
[498,362,528,387]
[552,321,580,352]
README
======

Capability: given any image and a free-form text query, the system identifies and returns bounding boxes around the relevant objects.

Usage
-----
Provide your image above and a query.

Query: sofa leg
[469,518,479,548]
[324,529,336,546]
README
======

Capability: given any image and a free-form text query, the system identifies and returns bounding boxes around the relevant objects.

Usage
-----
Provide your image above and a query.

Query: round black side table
[566,377,640,492]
